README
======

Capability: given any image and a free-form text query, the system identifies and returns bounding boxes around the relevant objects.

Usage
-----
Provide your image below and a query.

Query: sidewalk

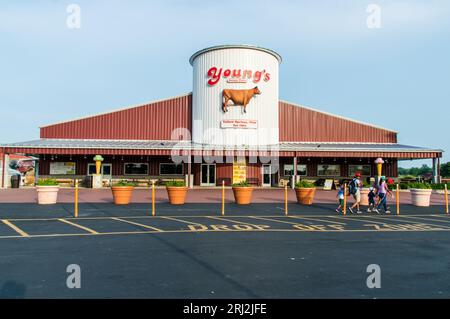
[0,188,446,205]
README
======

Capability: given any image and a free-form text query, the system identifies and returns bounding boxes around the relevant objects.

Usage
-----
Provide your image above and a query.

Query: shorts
[353,192,361,203]
[339,199,344,206]
[369,198,375,205]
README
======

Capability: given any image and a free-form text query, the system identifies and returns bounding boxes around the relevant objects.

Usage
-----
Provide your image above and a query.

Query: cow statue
[222,86,261,113]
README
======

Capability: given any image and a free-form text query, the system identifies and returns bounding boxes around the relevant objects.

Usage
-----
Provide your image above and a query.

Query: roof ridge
[40,92,193,128]
[279,99,398,133]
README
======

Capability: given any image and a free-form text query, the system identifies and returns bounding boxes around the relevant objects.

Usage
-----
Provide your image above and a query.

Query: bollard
[221,180,225,216]
[284,184,288,216]
[343,183,347,215]
[445,184,449,214]
[396,183,400,215]
[152,180,155,216]
[74,179,79,218]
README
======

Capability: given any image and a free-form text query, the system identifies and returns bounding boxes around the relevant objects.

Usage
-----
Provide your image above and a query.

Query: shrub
[295,180,315,188]
[166,180,186,187]
[399,183,410,190]
[430,183,450,190]
[408,182,432,189]
[36,179,59,186]
[113,180,136,187]
[232,180,251,187]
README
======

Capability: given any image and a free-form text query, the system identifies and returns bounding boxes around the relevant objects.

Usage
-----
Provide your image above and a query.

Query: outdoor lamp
[93,155,104,175]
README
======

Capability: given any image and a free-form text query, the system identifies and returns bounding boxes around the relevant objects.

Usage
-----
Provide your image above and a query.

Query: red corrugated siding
[279,101,397,143]
[40,94,192,140]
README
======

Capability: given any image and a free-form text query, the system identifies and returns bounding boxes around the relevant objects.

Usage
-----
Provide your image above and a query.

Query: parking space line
[58,218,99,234]
[249,216,302,225]
[288,216,346,225]
[161,216,204,226]
[328,216,387,225]
[110,217,163,232]
[1,220,30,237]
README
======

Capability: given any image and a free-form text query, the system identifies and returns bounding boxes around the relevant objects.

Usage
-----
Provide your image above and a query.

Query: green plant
[399,182,410,190]
[232,180,251,187]
[166,180,186,187]
[113,180,136,187]
[430,183,450,190]
[408,182,432,189]
[36,179,59,186]
[295,180,315,188]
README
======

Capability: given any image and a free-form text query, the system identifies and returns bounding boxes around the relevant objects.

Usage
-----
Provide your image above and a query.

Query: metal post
[292,156,297,189]
[74,179,79,218]
[284,184,288,215]
[445,184,449,214]
[396,183,400,215]
[152,180,155,216]
[221,180,225,216]
[343,183,347,215]
[1,151,5,189]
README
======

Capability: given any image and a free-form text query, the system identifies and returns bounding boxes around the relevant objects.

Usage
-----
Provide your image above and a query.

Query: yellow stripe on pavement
[206,216,264,227]
[161,216,204,226]
[58,218,99,234]
[1,220,30,237]
[110,217,163,232]
[288,216,347,225]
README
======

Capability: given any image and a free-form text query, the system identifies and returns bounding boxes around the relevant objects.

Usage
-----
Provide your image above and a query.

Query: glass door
[201,164,216,186]
[262,164,271,187]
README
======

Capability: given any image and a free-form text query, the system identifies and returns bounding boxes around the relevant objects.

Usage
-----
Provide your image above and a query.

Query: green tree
[441,162,450,178]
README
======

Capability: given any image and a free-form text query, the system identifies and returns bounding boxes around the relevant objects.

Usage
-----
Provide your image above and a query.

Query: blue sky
[1,0,449,168]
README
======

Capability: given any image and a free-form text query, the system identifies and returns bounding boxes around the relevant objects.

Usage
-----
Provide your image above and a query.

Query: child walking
[336,184,345,213]
[367,186,378,213]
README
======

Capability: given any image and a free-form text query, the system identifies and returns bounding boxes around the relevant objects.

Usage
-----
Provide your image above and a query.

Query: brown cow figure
[222,86,261,113]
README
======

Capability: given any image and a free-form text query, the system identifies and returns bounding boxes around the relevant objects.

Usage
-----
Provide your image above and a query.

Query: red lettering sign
[207,67,271,86]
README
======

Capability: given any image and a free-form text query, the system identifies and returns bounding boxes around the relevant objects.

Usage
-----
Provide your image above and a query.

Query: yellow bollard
[445,184,449,214]
[221,180,225,216]
[152,180,155,217]
[396,183,400,215]
[74,179,79,218]
[343,183,347,215]
[284,184,288,216]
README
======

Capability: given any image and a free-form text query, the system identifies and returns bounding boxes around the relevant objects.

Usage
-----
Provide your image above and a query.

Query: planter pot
[295,188,316,205]
[410,188,432,207]
[111,186,134,205]
[36,186,60,205]
[360,188,370,206]
[232,187,254,205]
[166,186,188,205]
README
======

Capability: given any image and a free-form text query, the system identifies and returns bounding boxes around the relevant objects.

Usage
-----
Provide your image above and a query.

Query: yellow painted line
[394,215,450,229]
[206,216,265,227]
[110,217,163,232]
[288,216,346,225]
[1,220,30,237]
[161,216,204,226]
[249,216,303,225]
[58,218,99,234]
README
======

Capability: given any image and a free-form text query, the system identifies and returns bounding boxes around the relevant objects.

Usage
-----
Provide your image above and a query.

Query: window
[124,163,149,175]
[160,163,184,175]
[317,164,341,176]
[283,164,307,176]
[348,165,371,176]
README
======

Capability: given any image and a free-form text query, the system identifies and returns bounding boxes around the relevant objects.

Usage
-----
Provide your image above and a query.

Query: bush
[113,180,136,187]
[166,180,186,187]
[295,180,315,188]
[408,182,432,189]
[430,183,450,190]
[36,179,59,186]
[399,183,410,190]
[232,180,251,187]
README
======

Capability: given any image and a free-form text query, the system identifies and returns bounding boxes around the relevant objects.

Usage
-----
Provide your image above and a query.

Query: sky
[0,0,449,168]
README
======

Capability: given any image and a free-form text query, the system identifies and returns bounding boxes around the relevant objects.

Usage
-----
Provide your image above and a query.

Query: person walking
[348,172,362,214]
[367,186,377,213]
[336,183,345,213]
[376,176,393,214]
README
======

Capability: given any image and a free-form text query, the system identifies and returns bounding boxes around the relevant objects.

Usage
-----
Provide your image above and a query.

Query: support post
[343,183,347,215]
[74,179,79,218]
[221,180,225,216]
[432,157,438,184]
[396,183,400,215]
[292,156,297,189]
[1,150,5,189]
[152,180,155,216]
[445,184,449,214]
[284,184,288,215]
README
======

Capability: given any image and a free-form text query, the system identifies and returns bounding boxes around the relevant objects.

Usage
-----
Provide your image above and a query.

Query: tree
[441,162,450,178]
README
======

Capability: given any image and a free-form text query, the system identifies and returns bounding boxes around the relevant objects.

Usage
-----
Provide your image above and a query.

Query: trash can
[11,175,20,188]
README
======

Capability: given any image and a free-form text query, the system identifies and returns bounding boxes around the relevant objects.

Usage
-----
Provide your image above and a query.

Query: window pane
[297,164,307,176]
[160,163,184,175]
[348,165,371,176]
[317,164,340,176]
[284,164,294,176]
[88,164,96,175]
[124,163,148,175]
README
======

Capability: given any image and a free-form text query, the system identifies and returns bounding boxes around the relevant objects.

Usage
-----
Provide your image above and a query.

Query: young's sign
[207,67,271,86]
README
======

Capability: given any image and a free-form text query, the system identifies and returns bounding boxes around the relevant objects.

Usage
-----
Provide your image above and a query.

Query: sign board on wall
[50,162,76,175]
[232,160,247,184]
[221,119,257,129]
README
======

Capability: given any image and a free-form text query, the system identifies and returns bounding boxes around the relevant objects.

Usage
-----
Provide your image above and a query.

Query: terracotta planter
[360,188,370,206]
[36,186,60,205]
[166,186,188,205]
[410,189,432,207]
[295,187,316,205]
[111,186,134,205]
[232,187,254,205]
